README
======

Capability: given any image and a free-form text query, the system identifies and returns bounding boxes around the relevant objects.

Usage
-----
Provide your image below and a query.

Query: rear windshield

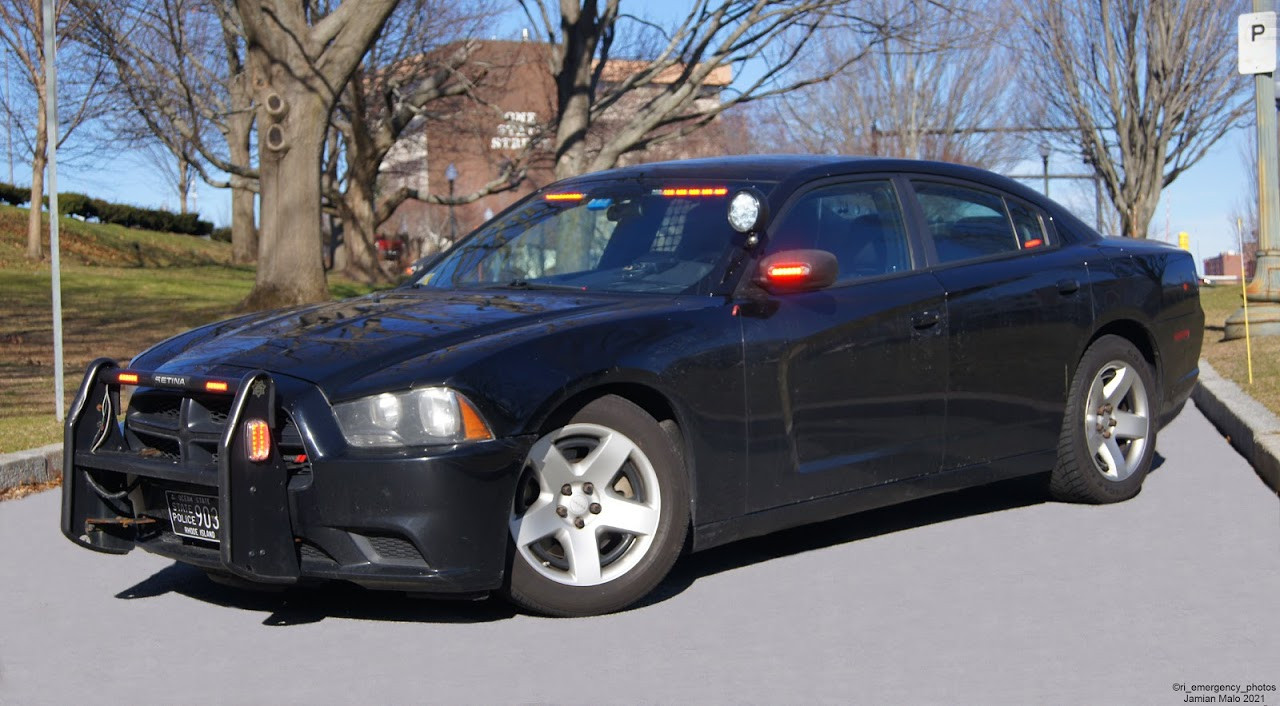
[417,180,765,295]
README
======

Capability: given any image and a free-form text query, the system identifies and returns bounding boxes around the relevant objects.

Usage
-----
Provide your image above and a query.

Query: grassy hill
[0,204,232,268]
[0,204,375,454]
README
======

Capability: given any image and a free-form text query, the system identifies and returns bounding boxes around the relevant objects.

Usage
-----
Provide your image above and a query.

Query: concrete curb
[0,443,62,492]
[1190,359,1280,493]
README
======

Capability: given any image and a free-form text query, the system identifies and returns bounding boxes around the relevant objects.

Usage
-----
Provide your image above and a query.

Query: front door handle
[911,310,941,330]
[1057,278,1080,295]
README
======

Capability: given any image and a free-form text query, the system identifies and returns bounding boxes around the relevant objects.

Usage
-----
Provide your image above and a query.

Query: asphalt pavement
[1,400,1276,705]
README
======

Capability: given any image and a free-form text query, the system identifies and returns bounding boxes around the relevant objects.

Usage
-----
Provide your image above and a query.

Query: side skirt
[691,450,1056,552]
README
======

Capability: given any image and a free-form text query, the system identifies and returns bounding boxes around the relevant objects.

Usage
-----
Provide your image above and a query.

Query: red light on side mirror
[245,419,271,462]
[766,263,812,281]
[757,249,839,293]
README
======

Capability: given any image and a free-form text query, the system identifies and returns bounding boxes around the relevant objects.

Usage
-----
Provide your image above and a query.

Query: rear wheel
[1051,335,1157,503]
[504,395,688,617]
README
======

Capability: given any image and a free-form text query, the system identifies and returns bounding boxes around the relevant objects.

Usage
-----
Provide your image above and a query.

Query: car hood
[148,288,672,393]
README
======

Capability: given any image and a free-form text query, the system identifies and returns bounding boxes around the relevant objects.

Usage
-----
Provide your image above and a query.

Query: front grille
[122,389,307,473]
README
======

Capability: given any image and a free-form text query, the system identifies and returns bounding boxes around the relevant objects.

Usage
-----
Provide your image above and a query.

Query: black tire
[503,395,689,617]
[1050,334,1158,503]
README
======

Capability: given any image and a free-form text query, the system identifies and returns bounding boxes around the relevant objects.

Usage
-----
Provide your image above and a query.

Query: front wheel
[1050,335,1157,503]
[504,396,688,617]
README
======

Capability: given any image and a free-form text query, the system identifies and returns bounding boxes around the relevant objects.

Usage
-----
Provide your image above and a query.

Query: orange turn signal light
[458,396,493,442]
[245,419,271,462]
[205,380,229,393]
[117,372,139,384]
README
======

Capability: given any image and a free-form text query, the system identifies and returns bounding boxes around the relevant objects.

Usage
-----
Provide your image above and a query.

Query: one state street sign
[1240,11,1278,74]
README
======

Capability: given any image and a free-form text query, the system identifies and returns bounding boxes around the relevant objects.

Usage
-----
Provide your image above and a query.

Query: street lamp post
[445,162,458,242]
[1038,141,1051,197]
[1225,4,1280,339]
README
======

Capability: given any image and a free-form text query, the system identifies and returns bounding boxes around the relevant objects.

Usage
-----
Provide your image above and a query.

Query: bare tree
[520,0,900,179]
[0,0,110,260]
[76,0,260,263]
[1021,0,1249,239]
[760,0,1022,170]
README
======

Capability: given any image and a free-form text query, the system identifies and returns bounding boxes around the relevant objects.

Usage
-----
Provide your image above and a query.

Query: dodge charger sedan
[61,156,1203,616]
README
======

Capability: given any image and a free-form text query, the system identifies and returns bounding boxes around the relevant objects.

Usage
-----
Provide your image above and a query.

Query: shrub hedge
[0,181,213,236]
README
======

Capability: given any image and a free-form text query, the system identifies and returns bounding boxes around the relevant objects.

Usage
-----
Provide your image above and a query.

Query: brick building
[1204,247,1257,281]
[377,40,732,258]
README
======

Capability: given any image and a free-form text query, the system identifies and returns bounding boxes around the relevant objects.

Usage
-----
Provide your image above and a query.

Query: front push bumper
[61,359,533,594]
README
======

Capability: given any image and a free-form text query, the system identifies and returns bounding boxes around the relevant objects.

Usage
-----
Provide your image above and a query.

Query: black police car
[61,156,1203,616]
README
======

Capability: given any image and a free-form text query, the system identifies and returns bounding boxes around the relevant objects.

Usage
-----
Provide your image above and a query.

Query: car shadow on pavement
[115,455,1166,623]
[115,563,519,626]
[642,455,1164,608]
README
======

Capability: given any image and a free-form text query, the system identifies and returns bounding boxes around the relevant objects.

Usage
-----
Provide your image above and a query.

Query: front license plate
[165,491,220,544]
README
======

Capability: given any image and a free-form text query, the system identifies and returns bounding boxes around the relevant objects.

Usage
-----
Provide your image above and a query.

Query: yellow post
[1239,218,1254,385]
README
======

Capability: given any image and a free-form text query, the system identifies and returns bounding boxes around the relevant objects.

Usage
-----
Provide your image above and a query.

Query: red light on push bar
[1173,329,1191,342]
[117,372,139,384]
[205,380,229,393]
[766,263,812,281]
[245,419,271,462]
[660,187,728,197]
[544,192,585,202]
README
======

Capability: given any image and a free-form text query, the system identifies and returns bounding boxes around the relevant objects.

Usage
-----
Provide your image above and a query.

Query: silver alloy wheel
[509,423,662,587]
[1083,359,1150,481]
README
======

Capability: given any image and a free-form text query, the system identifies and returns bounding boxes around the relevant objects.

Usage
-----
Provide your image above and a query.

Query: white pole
[42,0,63,422]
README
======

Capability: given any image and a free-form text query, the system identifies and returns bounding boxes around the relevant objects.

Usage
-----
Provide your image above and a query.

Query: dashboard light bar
[205,380,229,393]
[660,187,728,197]
[245,419,271,462]
[544,192,585,202]
[117,372,139,384]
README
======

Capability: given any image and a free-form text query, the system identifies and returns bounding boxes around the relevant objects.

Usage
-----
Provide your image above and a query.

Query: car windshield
[416,180,761,295]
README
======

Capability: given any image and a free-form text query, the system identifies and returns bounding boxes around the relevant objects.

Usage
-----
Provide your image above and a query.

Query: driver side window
[766,181,911,285]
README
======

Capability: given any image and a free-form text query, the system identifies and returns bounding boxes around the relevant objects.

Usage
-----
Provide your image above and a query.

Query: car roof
[556,154,1048,204]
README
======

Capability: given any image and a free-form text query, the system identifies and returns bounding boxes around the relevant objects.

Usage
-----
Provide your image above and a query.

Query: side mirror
[756,249,838,293]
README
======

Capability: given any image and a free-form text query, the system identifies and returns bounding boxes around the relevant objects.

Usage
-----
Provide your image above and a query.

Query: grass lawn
[0,206,379,454]
[1198,283,1280,416]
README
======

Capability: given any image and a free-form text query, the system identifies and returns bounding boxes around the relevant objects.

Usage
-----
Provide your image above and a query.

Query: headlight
[333,387,494,448]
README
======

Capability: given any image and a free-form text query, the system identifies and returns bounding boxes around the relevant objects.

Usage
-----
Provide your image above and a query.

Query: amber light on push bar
[544,192,585,201]
[205,380,229,393]
[245,419,271,462]
[117,372,139,384]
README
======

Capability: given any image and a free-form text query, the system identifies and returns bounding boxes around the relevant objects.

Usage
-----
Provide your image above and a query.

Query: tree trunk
[338,174,391,283]
[228,112,258,264]
[26,98,47,261]
[241,78,329,310]
[178,154,189,214]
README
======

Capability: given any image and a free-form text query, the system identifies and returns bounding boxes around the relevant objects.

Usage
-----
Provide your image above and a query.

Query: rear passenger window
[766,181,911,284]
[913,183,1016,263]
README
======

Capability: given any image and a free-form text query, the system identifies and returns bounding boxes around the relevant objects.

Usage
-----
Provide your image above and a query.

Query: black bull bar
[60,358,301,583]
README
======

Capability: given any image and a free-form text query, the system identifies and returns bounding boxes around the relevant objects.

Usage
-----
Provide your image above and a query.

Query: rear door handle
[911,310,941,330]
[1057,278,1080,295]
